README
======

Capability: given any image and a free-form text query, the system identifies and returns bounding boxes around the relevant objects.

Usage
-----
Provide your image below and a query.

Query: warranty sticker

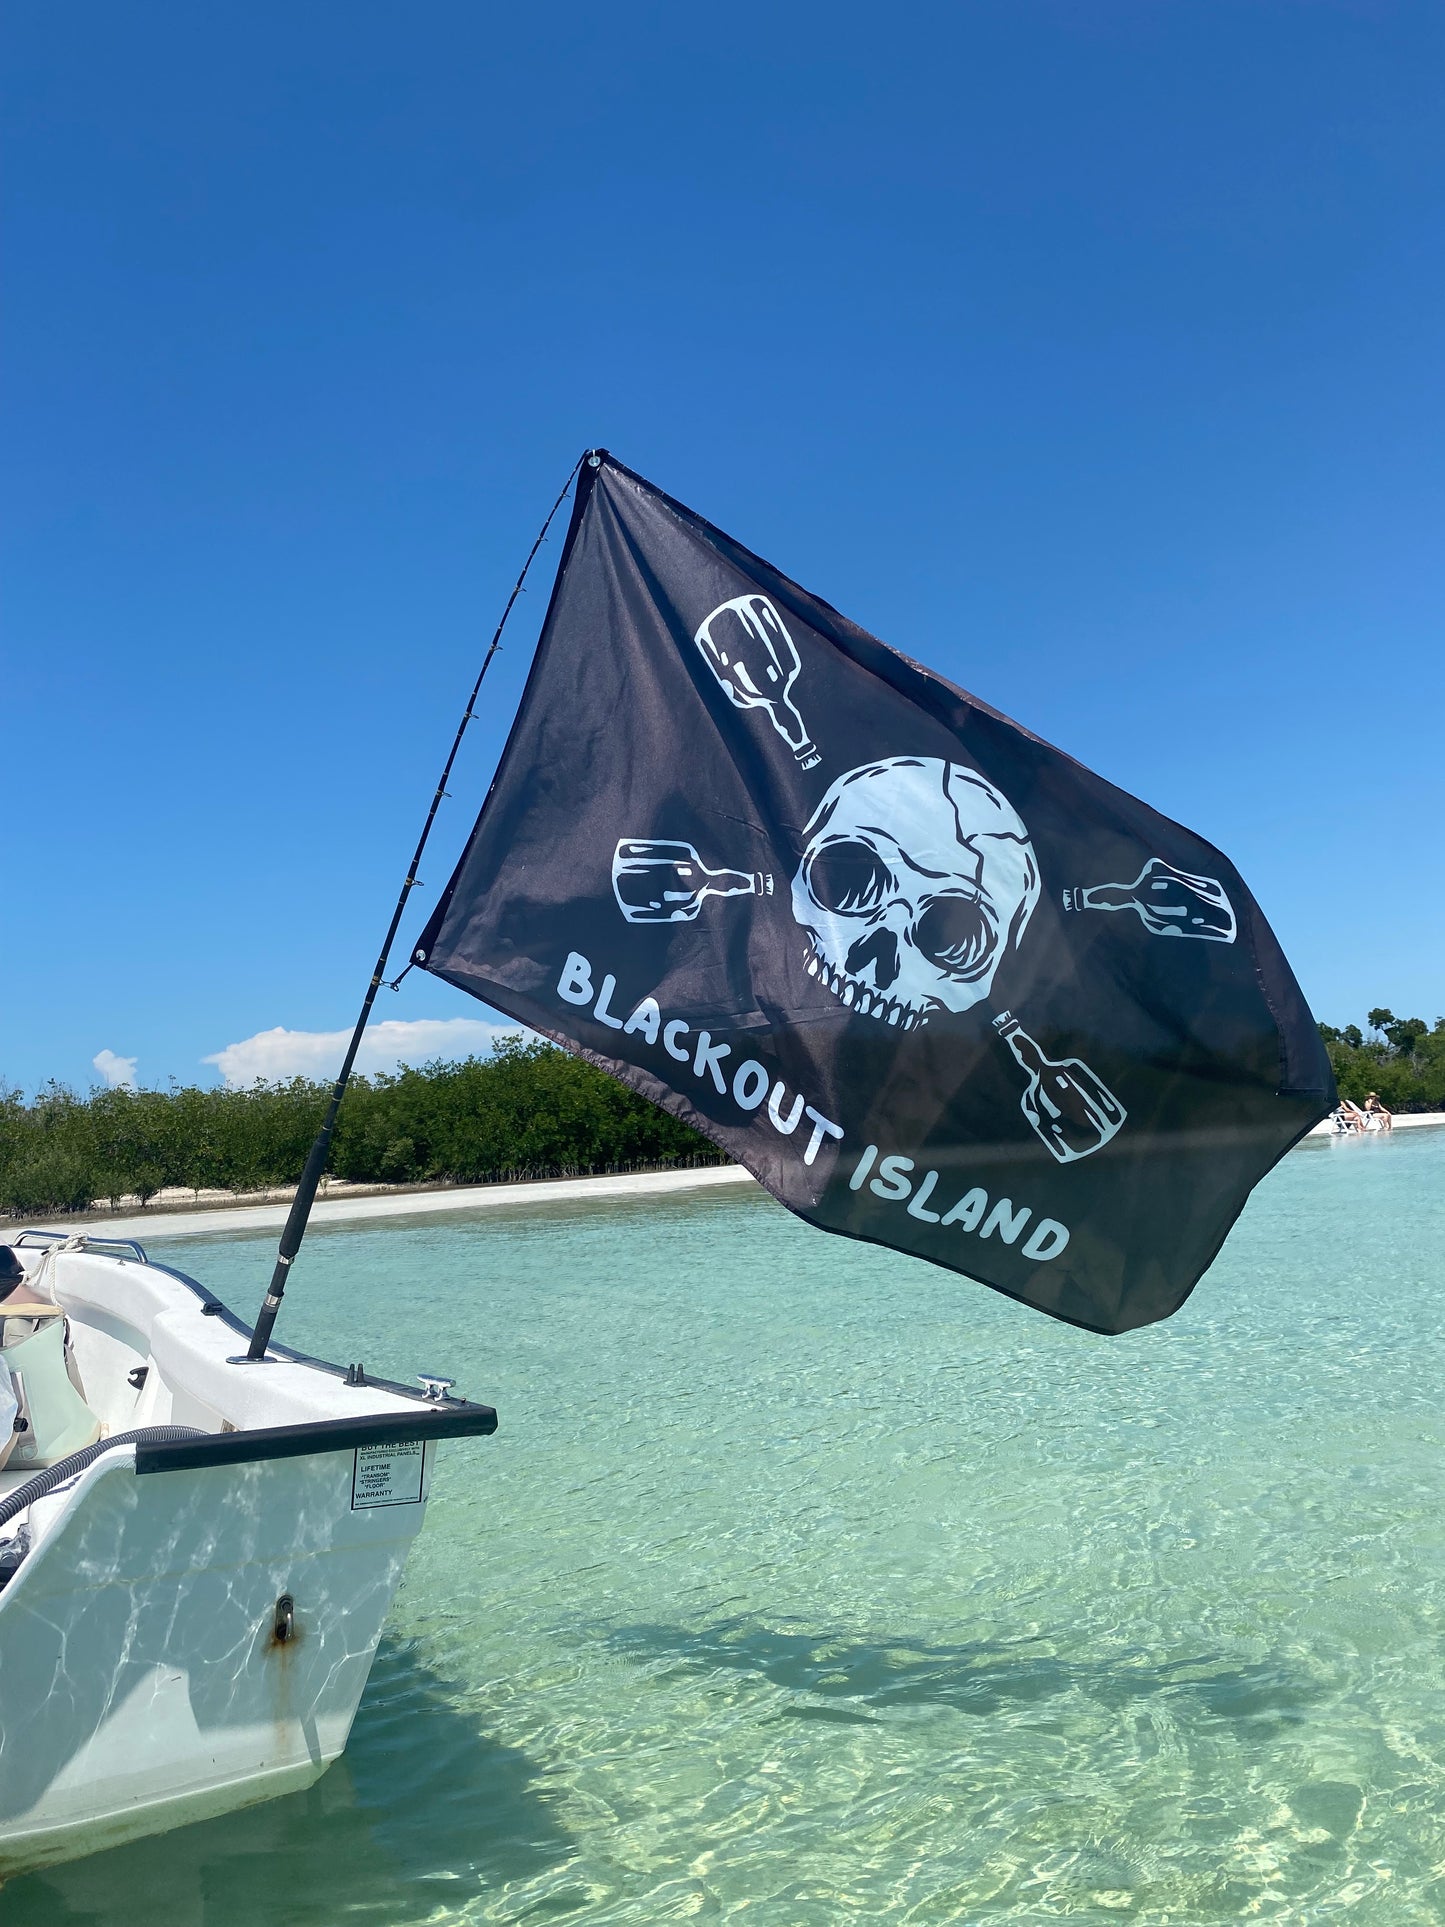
[351,1439,426,1509]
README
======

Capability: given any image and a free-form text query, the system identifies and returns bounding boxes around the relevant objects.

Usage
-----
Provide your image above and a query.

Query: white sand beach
[64,1162,761,1244]
[1306,1112,1444,1138]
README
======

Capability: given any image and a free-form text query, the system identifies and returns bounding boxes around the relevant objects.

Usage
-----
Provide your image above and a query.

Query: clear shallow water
[5,1130,1444,1925]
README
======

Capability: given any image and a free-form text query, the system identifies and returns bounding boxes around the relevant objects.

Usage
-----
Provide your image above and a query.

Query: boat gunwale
[8,1229,499,1447]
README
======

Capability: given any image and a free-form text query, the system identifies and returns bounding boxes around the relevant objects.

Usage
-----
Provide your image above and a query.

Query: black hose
[0,1426,205,1532]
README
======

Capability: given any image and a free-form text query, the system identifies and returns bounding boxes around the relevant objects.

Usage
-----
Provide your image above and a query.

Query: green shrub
[1,1148,98,1216]
[12,1003,1430,1219]
[1318,1012,1445,1112]
[0,1041,724,1216]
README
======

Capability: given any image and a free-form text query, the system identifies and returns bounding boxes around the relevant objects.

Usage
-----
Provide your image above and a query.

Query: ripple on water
[6,1128,1445,1923]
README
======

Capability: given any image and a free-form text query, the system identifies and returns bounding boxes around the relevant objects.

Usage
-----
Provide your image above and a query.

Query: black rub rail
[135,1403,497,1475]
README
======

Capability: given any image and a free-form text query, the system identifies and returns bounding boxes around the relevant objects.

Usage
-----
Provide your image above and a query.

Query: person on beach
[1334,1098,1368,1133]
[1364,1092,1393,1131]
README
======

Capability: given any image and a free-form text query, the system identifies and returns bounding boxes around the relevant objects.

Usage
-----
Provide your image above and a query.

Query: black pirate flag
[416,453,1333,1335]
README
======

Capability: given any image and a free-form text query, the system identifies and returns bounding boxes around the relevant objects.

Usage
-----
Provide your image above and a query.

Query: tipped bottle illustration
[612,839,774,924]
[993,1012,1126,1163]
[1063,858,1236,944]
[694,595,821,770]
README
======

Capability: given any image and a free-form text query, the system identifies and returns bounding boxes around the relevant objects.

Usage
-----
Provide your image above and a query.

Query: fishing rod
[243,451,597,1361]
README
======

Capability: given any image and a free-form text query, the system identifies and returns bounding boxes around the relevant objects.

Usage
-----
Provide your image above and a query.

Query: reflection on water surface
[6,1130,1444,1923]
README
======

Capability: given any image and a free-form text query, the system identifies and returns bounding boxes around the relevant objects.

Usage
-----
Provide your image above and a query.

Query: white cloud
[203,1017,523,1089]
[93,1049,138,1089]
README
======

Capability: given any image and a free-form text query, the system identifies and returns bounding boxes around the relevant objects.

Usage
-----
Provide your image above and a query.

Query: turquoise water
[5,1130,1444,1925]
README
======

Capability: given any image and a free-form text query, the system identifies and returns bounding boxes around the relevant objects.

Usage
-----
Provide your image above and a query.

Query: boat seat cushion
[1,1318,102,1468]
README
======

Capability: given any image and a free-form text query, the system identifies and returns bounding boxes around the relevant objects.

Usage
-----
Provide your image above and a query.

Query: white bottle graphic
[612,839,774,924]
[993,1011,1126,1163]
[1063,858,1236,944]
[694,595,821,769]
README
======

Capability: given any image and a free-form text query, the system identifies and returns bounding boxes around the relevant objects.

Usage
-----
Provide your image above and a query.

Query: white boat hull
[0,1234,494,1878]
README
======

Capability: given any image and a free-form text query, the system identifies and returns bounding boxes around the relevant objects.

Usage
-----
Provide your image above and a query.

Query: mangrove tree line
[2,1009,1440,1219]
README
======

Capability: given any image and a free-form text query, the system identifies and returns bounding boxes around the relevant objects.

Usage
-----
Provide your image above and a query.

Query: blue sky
[5,1,1442,1094]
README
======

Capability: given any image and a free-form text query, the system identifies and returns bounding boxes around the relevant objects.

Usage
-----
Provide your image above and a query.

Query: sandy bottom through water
[5,1128,1444,1925]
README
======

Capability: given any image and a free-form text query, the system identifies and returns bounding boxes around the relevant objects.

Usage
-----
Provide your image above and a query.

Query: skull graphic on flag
[790,756,1040,1029]
[416,452,1333,1336]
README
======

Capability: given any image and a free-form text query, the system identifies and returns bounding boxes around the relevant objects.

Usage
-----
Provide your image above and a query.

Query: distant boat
[0,1230,494,1876]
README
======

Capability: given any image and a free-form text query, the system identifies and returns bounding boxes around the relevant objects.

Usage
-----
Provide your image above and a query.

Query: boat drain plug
[273,1593,295,1643]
